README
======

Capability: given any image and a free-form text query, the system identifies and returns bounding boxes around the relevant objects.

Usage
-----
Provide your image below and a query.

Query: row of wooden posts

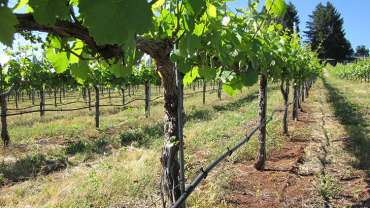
[0,79,222,147]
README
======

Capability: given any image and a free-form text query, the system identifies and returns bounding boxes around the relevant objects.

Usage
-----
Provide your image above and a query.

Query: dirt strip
[223,81,369,208]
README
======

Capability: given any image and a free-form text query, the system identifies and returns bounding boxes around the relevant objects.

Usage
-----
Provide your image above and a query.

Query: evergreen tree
[282,2,300,33]
[305,2,353,61]
[355,45,369,57]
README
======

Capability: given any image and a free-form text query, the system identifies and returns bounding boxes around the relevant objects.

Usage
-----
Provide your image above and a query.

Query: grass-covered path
[299,75,369,207]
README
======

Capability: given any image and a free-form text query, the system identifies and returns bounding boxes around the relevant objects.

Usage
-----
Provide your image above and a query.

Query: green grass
[0,83,291,207]
[323,73,370,169]
[302,73,370,207]
[185,85,287,207]
[317,174,341,201]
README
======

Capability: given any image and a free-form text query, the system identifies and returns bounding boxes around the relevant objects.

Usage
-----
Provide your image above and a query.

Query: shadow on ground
[213,92,258,112]
[0,153,67,185]
[120,122,163,148]
[322,77,369,206]
[120,91,260,146]
[186,89,260,122]
[322,78,369,169]
[0,88,262,189]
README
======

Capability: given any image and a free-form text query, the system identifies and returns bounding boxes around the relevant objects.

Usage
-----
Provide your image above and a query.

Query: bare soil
[223,82,369,208]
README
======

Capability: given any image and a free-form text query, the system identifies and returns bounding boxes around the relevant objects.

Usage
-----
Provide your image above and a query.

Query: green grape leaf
[193,22,205,37]
[69,40,84,64]
[220,70,235,83]
[179,33,201,55]
[199,66,217,81]
[0,7,18,47]
[229,77,244,90]
[176,58,191,73]
[109,63,132,78]
[79,0,153,45]
[48,35,62,48]
[206,3,217,18]
[69,0,79,6]
[46,48,69,73]
[182,14,195,33]
[29,0,69,25]
[152,0,165,10]
[186,0,206,16]
[183,66,199,85]
[70,61,90,84]
[265,0,287,18]
[222,84,236,96]
[158,9,176,37]
[240,68,258,86]
[121,35,141,68]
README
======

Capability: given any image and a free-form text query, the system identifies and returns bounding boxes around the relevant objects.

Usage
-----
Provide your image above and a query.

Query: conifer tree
[305,2,353,61]
[355,45,369,58]
[282,2,299,33]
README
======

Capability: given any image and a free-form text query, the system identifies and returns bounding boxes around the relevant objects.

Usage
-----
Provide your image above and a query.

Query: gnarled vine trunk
[32,89,35,105]
[158,59,181,206]
[301,83,305,103]
[121,85,125,105]
[280,80,290,135]
[87,87,91,111]
[94,85,100,129]
[298,84,303,112]
[136,38,186,206]
[305,81,309,98]
[217,79,222,100]
[144,80,151,118]
[141,40,182,206]
[82,87,87,103]
[108,88,112,103]
[15,90,19,109]
[54,89,58,107]
[202,80,206,105]
[63,86,66,98]
[255,74,267,170]
[292,83,299,121]
[40,88,45,117]
[0,95,10,147]
[59,88,62,104]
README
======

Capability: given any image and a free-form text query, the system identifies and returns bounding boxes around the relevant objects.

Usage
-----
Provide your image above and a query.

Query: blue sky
[229,0,370,50]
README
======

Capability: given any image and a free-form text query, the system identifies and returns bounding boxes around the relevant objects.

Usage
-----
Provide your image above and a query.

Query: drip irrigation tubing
[171,108,284,208]
[1,96,164,117]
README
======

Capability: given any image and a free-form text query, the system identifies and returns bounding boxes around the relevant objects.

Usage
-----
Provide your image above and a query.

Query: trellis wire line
[6,89,145,104]
[7,100,88,111]
[2,89,215,116]
[1,96,164,117]
[6,88,208,110]
[7,97,132,111]
[7,93,150,111]
[8,94,84,102]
